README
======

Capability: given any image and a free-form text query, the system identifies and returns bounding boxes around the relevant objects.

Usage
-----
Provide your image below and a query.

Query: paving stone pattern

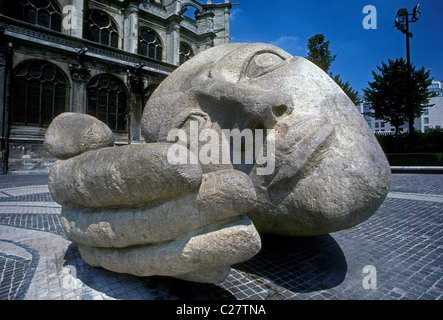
[0,173,442,300]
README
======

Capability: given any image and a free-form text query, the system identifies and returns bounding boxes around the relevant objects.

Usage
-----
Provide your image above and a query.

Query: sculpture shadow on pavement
[235,234,347,294]
[63,233,346,299]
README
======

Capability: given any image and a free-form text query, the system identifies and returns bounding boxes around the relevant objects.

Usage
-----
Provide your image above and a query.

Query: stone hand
[45,113,261,283]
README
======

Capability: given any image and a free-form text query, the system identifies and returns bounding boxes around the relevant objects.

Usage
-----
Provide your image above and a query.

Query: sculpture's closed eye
[244,52,287,79]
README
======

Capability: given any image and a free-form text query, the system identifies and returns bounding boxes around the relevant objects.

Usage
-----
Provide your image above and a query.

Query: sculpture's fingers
[60,169,257,248]
[48,143,202,208]
[44,112,115,159]
[77,215,261,284]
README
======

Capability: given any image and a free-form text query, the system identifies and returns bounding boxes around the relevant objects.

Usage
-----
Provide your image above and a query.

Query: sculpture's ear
[141,90,211,143]
[141,91,188,143]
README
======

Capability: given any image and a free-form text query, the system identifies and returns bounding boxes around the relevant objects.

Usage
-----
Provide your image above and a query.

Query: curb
[391,166,443,174]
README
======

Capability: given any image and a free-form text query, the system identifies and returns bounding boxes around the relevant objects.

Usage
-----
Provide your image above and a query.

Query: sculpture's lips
[266,120,335,188]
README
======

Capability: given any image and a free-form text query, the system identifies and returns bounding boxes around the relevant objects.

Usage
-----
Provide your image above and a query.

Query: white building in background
[416,80,443,132]
[358,80,443,133]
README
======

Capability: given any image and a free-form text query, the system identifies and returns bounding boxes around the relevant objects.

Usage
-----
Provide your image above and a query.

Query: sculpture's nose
[196,79,294,131]
[256,91,294,128]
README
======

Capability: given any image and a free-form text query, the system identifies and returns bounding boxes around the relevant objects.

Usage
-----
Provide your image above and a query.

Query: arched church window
[179,42,194,65]
[4,0,62,32]
[12,60,68,127]
[87,74,127,132]
[87,10,119,48]
[139,28,163,61]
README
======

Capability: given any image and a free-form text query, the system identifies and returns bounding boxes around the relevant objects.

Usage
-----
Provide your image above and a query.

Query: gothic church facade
[0,0,235,173]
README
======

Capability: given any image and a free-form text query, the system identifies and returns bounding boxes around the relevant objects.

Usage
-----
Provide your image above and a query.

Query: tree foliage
[306,34,336,73]
[363,58,436,136]
[332,74,360,105]
[306,34,360,105]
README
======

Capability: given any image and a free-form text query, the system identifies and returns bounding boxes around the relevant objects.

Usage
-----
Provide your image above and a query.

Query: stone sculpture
[142,43,391,236]
[44,112,114,159]
[45,43,391,284]
[46,114,261,284]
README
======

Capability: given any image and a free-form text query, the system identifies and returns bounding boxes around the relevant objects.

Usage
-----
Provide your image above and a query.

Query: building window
[139,28,163,60]
[424,117,429,124]
[12,60,68,127]
[86,10,119,48]
[179,42,194,65]
[424,126,429,132]
[375,122,379,128]
[436,125,441,129]
[4,0,62,32]
[423,109,429,115]
[87,74,127,132]
[381,121,385,128]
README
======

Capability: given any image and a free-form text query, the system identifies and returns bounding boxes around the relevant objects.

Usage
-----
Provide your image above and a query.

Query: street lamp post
[394,4,421,137]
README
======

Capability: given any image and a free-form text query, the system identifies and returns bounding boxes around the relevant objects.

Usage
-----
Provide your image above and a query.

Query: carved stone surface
[46,43,391,283]
[44,112,114,160]
[45,116,261,283]
[142,42,391,236]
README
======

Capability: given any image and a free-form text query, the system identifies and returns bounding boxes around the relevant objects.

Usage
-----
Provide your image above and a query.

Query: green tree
[306,34,336,73]
[306,34,360,105]
[332,74,360,105]
[363,58,436,138]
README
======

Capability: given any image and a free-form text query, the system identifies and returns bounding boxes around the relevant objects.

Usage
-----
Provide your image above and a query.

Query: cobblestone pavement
[0,173,442,301]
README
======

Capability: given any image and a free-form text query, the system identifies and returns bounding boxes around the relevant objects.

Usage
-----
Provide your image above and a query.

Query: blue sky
[224,0,443,94]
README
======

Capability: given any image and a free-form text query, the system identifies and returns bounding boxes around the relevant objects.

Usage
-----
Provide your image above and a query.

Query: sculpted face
[45,43,391,283]
[142,43,391,236]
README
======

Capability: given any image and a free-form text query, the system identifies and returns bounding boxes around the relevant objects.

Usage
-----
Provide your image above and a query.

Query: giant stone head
[142,43,391,236]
